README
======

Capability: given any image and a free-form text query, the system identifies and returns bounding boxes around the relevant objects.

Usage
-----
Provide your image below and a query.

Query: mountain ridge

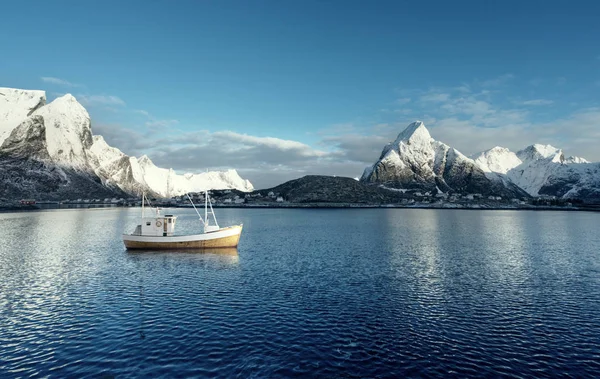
[362,121,599,200]
[360,121,528,198]
[0,87,254,200]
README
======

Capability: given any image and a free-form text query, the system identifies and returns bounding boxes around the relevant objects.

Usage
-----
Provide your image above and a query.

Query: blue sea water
[1,208,599,377]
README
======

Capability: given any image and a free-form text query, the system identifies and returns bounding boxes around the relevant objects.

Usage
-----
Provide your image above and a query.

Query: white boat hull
[123,225,243,250]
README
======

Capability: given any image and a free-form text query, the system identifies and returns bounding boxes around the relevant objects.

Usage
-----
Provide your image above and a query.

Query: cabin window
[146,222,151,226]
[168,219,172,224]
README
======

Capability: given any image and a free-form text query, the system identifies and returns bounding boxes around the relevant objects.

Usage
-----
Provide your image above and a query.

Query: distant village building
[234,198,245,204]
[276,196,284,202]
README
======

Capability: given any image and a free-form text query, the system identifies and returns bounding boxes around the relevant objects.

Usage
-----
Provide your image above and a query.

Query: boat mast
[208,192,218,227]
[204,189,208,226]
[141,191,145,226]
[186,193,204,225]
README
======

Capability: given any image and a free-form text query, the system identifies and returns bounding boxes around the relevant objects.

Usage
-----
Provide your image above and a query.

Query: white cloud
[522,99,554,106]
[212,131,327,157]
[41,76,81,87]
[96,124,334,188]
[78,94,126,107]
[91,74,600,188]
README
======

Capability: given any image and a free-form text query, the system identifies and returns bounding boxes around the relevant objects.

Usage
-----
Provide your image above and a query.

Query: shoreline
[2,202,599,213]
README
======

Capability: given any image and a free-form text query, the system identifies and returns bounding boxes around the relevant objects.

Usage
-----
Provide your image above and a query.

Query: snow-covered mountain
[0,88,46,145]
[361,121,599,200]
[361,121,527,197]
[472,144,600,199]
[0,114,125,200]
[0,87,253,200]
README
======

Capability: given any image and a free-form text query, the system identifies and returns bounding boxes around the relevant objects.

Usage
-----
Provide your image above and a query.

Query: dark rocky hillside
[255,175,406,203]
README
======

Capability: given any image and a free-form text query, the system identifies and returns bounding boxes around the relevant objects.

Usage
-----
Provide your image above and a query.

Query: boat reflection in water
[127,247,240,265]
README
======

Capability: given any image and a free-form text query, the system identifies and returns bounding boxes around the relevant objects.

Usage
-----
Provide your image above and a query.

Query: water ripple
[0,209,599,377]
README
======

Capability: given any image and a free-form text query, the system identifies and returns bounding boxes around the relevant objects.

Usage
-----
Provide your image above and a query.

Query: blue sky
[2,0,600,187]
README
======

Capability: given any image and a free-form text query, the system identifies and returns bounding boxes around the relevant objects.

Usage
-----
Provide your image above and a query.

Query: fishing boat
[123,191,242,250]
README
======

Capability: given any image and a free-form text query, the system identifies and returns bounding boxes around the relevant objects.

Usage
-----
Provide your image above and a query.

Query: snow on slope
[473,143,600,198]
[31,94,93,169]
[89,135,126,170]
[361,121,520,196]
[183,170,254,193]
[565,156,590,164]
[472,146,522,174]
[0,87,254,197]
[0,88,46,145]
[127,155,254,197]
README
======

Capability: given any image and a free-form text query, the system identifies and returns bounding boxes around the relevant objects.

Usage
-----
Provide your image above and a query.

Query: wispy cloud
[420,93,450,102]
[396,97,411,105]
[134,109,150,117]
[133,109,179,129]
[41,76,81,87]
[479,73,514,87]
[146,119,179,128]
[522,99,554,106]
[78,94,126,107]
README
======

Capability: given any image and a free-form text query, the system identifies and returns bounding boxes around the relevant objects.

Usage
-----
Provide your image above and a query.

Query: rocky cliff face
[361,122,527,198]
[0,87,254,200]
[0,115,124,200]
[0,88,46,145]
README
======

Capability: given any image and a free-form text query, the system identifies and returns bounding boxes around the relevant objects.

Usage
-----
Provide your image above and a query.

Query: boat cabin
[133,214,177,237]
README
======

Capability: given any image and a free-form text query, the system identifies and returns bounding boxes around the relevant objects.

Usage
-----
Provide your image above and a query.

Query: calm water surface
[1,208,599,377]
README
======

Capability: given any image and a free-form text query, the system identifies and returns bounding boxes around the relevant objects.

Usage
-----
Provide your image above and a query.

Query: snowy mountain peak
[489,146,511,153]
[472,146,522,174]
[395,120,432,144]
[137,155,156,169]
[362,121,523,197]
[518,144,562,162]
